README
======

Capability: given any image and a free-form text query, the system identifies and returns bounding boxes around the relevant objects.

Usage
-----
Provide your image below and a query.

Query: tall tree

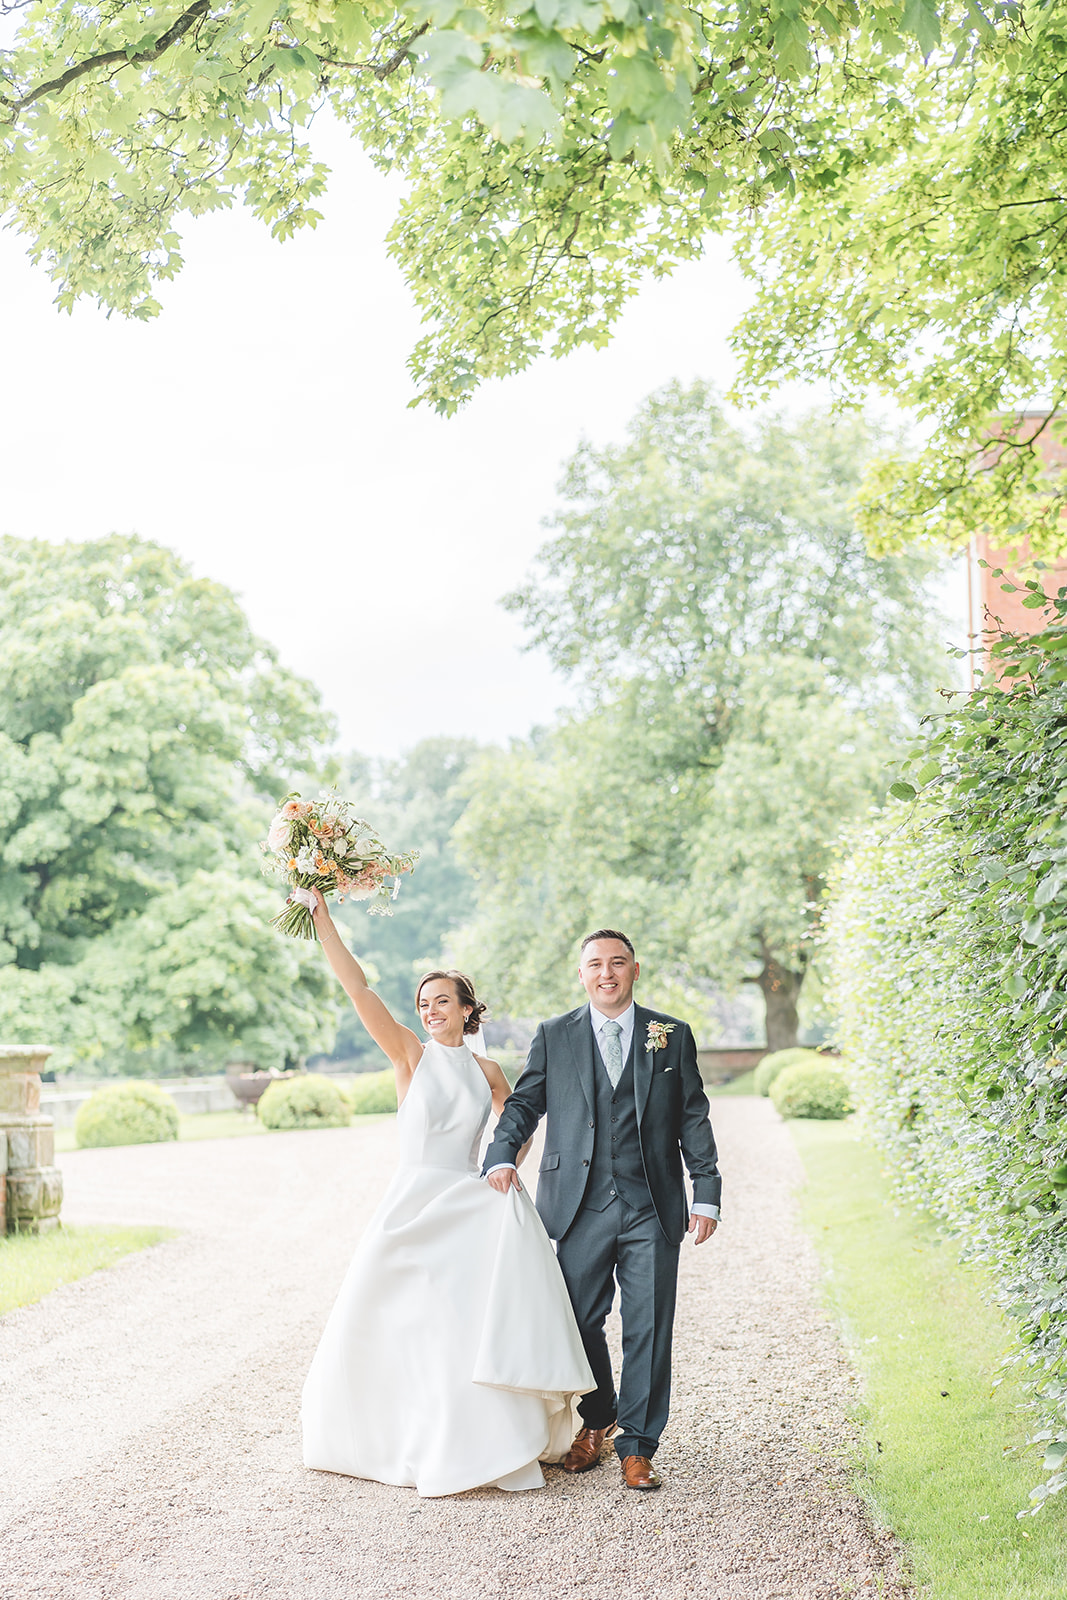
[509,382,942,704]
[0,534,338,1071]
[455,384,948,1046]
[0,0,992,409]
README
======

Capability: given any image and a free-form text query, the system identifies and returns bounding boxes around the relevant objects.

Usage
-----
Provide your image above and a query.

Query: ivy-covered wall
[828,593,1067,1508]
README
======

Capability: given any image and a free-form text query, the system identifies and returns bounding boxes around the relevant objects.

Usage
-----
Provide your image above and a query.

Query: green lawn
[54,1108,392,1152]
[706,1069,757,1096]
[0,1224,174,1316]
[790,1119,1065,1599]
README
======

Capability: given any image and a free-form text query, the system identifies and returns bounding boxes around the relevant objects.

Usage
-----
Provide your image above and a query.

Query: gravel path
[0,1098,904,1600]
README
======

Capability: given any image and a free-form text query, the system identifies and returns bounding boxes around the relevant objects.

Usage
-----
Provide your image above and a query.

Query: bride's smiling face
[417,978,471,1044]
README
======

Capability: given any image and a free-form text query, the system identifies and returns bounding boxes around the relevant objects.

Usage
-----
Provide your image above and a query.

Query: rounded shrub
[342,1069,398,1116]
[75,1082,180,1148]
[770,1059,851,1120]
[754,1047,824,1097]
[257,1073,351,1130]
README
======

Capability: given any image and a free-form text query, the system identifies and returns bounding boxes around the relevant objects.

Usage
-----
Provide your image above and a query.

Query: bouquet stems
[270,882,317,940]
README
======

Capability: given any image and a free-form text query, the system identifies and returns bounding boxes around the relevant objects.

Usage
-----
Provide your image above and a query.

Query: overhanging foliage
[0,0,990,409]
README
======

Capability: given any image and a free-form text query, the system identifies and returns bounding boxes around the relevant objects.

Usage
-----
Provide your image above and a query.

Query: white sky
[1,116,966,753]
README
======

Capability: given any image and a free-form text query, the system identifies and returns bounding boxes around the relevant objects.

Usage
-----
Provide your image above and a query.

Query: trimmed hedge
[75,1082,179,1148]
[342,1069,398,1115]
[257,1073,351,1130]
[829,592,1067,1508]
[769,1059,849,1119]
[754,1047,823,1097]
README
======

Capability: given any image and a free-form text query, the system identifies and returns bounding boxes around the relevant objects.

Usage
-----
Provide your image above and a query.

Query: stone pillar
[0,1046,63,1235]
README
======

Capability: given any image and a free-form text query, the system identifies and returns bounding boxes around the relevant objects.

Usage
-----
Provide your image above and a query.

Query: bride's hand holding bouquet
[262,792,418,939]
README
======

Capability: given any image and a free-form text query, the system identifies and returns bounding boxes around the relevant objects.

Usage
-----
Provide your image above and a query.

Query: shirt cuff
[485,1163,518,1176]
[691,1203,720,1220]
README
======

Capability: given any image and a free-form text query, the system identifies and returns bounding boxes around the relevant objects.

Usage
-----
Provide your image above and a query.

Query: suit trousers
[555,1195,680,1460]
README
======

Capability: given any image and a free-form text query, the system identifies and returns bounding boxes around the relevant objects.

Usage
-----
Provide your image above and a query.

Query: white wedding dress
[301,1039,594,1496]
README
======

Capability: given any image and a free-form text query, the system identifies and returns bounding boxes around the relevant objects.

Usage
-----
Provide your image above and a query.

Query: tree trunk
[756,958,804,1052]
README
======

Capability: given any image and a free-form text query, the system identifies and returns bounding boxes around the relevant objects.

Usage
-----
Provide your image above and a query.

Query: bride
[299,888,594,1497]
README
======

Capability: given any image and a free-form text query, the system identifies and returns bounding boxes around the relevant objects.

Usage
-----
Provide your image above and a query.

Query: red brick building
[966,412,1067,678]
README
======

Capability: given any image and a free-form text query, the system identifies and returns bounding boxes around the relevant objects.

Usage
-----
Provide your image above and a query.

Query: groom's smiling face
[579,939,639,1017]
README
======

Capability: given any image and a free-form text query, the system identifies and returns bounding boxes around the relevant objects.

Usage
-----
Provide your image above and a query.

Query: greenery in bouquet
[263,793,418,939]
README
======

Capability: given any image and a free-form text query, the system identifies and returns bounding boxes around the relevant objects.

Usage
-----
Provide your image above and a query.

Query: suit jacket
[482,1002,722,1246]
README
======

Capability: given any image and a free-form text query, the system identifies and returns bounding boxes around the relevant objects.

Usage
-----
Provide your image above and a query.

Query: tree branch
[0,0,210,116]
[329,23,429,81]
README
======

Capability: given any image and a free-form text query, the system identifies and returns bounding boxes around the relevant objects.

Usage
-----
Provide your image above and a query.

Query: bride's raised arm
[308,888,423,1096]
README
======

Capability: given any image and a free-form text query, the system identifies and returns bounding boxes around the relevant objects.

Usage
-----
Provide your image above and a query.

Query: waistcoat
[582,1032,653,1212]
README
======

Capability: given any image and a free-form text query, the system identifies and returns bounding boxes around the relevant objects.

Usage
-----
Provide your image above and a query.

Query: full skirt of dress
[301,1042,593,1497]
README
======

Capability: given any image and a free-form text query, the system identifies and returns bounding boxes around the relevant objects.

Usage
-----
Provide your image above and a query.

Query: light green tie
[602,1019,624,1089]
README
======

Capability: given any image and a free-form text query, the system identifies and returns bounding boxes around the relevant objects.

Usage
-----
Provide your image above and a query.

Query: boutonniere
[646,1020,675,1052]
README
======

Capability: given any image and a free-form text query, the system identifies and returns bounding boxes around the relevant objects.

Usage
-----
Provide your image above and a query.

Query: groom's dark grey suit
[482,1001,721,1461]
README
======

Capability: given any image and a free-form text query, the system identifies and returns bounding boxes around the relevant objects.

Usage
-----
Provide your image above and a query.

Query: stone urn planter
[0,1046,63,1234]
[225,1065,276,1111]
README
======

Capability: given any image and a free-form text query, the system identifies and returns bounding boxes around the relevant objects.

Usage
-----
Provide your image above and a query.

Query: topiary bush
[75,1082,179,1148]
[341,1069,398,1116]
[257,1073,351,1130]
[769,1059,850,1119]
[754,1047,823,1097]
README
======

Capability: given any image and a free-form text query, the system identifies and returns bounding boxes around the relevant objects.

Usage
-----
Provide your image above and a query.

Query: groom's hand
[688,1215,717,1246]
[486,1166,523,1194]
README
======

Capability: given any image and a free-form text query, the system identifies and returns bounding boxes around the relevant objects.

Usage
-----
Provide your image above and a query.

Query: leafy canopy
[0,534,337,1070]
[733,0,1067,556]
[0,0,992,410]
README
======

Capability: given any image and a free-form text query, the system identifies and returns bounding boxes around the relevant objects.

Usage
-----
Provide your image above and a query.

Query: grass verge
[54,1108,392,1152]
[706,1069,757,1096]
[789,1118,1064,1599]
[0,1224,174,1316]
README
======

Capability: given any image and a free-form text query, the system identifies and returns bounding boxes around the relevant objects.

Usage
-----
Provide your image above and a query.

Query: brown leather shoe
[562,1424,617,1473]
[621,1454,661,1490]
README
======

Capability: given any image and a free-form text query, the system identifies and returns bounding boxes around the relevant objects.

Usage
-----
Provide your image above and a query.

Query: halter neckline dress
[301,1039,593,1496]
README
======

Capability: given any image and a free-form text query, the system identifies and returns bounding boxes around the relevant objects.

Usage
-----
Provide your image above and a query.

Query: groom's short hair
[580,928,635,957]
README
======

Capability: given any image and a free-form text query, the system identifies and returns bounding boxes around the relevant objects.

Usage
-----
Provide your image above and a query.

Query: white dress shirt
[487,1001,720,1223]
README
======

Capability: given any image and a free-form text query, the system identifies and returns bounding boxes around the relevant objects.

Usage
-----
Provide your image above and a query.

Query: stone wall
[41,1077,237,1129]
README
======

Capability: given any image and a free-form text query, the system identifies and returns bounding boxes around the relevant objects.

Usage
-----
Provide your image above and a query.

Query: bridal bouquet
[262,792,418,938]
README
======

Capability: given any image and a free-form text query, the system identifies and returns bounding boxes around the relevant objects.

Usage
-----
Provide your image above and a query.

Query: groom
[484,929,721,1491]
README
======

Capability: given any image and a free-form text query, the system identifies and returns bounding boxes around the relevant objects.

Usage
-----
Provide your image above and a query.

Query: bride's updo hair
[415,970,488,1036]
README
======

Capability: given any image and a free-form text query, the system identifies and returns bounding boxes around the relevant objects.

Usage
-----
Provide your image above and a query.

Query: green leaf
[889,781,917,802]
[901,0,941,55]
[242,0,279,37]
[1043,1441,1067,1471]
[1034,870,1067,908]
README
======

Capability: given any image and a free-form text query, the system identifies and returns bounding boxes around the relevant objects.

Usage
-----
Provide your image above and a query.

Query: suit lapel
[567,1005,596,1116]
[633,1003,653,1121]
